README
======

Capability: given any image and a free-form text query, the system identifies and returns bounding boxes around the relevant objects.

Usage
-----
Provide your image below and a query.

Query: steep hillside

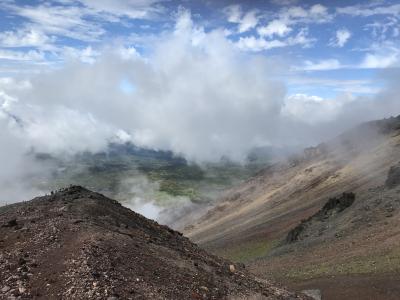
[0,186,308,300]
[186,116,400,299]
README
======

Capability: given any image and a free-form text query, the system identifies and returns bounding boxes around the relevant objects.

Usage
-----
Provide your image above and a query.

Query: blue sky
[0,0,399,98]
[0,0,399,164]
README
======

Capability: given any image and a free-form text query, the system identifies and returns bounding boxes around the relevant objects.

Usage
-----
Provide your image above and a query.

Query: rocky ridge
[0,186,308,300]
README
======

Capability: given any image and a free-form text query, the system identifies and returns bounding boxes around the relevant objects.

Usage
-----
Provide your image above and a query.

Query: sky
[0,1,399,94]
[0,0,399,171]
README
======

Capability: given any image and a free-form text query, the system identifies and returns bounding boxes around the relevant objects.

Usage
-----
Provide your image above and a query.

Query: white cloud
[258,19,292,37]
[365,17,400,41]
[337,3,400,17]
[270,0,299,6]
[76,0,164,20]
[24,107,113,154]
[237,28,315,51]
[238,10,259,33]
[285,6,307,18]
[223,4,242,23]
[0,78,31,92]
[298,46,400,70]
[330,29,351,48]
[62,46,100,64]
[289,28,315,47]
[1,2,105,42]
[223,5,259,33]
[245,3,331,51]
[310,4,328,16]
[1,8,400,204]
[287,77,381,95]
[0,0,166,45]
[361,52,399,69]
[0,28,54,49]
[236,36,284,51]
[302,59,342,71]
[283,93,345,124]
[2,9,287,163]
[0,116,49,204]
[0,49,45,61]
[283,84,400,127]
[281,4,332,24]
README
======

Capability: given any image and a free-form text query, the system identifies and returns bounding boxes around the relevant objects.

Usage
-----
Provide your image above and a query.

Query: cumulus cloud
[223,5,259,33]
[1,9,286,164]
[258,19,292,37]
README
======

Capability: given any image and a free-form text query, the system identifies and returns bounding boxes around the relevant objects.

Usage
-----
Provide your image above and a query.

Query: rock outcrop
[286,193,355,243]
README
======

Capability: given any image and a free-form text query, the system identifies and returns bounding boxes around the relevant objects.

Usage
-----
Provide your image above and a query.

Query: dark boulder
[385,163,400,189]
[320,192,355,214]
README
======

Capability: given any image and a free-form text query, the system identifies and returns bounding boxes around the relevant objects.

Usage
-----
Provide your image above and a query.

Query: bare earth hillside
[0,186,309,300]
[186,116,400,300]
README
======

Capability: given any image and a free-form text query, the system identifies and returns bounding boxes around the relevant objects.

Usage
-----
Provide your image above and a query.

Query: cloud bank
[0,9,399,204]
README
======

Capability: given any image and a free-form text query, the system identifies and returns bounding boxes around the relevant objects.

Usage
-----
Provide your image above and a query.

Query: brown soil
[0,186,308,300]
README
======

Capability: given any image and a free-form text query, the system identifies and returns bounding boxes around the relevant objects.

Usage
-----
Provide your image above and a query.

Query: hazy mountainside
[186,116,400,299]
[31,143,280,228]
[0,186,308,300]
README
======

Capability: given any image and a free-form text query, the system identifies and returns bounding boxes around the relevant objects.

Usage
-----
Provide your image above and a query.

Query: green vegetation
[217,239,279,263]
[35,144,270,206]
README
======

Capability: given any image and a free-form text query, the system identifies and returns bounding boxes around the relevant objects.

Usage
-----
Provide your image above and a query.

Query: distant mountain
[186,115,400,300]
[0,186,308,299]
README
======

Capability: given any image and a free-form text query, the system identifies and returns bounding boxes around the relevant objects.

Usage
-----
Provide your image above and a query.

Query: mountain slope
[186,116,400,299]
[0,186,307,300]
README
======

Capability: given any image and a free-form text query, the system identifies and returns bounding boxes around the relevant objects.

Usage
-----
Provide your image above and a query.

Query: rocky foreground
[0,186,308,300]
